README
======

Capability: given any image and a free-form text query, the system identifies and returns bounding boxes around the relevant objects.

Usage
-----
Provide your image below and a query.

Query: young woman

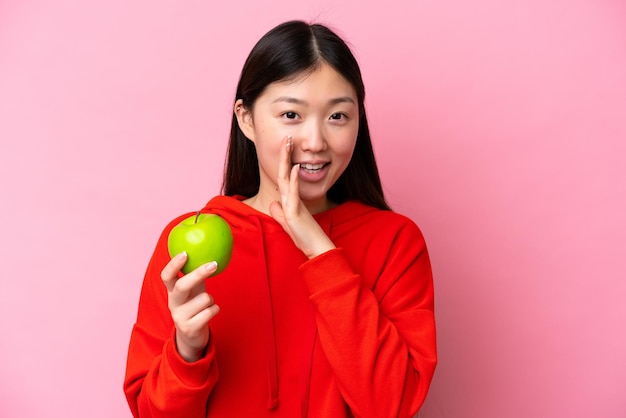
[124,20,437,418]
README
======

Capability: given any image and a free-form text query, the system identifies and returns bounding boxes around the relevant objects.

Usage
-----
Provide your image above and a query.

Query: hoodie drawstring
[250,213,333,417]
[299,214,332,418]
[251,216,279,410]
[299,308,317,418]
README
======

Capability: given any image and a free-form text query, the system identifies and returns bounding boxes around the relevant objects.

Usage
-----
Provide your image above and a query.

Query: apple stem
[194,211,201,224]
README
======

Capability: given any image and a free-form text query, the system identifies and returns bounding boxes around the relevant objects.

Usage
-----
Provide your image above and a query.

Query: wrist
[305,238,336,259]
[175,333,209,363]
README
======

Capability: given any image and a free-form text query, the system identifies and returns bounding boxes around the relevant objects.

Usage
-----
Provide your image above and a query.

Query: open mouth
[298,162,328,174]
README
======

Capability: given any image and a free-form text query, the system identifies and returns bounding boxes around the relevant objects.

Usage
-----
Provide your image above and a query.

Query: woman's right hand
[161,252,221,362]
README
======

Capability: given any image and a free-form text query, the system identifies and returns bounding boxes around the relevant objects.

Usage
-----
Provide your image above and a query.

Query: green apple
[167,212,234,275]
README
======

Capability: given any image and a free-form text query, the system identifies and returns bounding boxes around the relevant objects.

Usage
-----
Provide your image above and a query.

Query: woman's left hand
[269,136,336,259]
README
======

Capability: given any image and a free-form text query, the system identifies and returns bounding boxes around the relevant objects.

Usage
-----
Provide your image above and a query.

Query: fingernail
[176,251,187,260]
[205,261,218,271]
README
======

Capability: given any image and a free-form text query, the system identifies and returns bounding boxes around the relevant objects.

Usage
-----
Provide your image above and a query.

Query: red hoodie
[124,195,436,418]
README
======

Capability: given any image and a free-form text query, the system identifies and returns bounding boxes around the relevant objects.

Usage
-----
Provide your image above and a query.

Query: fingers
[161,251,188,293]
[269,200,286,226]
[287,163,300,212]
[174,297,220,362]
[276,135,302,216]
[160,253,220,362]
[172,292,220,334]
[167,261,219,308]
[277,135,293,196]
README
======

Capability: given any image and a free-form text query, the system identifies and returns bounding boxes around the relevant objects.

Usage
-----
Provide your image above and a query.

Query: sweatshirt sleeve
[299,219,437,418]
[123,222,219,418]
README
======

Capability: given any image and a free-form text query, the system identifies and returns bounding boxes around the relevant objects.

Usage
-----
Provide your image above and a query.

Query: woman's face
[236,63,359,213]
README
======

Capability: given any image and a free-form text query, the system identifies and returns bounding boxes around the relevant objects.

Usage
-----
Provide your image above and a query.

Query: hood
[202,194,379,236]
[197,195,379,416]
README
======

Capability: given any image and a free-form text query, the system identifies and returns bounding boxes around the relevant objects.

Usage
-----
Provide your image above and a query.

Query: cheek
[256,140,281,169]
[334,130,359,159]
[253,132,283,174]
[254,120,284,149]
[251,121,276,150]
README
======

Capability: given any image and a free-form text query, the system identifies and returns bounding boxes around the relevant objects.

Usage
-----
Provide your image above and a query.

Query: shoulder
[329,201,427,248]
[335,201,423,231]
[155,195,232,241]
[327,202,432,293]
[163,196,244,228]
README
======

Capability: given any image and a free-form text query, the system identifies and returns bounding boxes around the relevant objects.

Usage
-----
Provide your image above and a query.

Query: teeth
[300,163,325,170]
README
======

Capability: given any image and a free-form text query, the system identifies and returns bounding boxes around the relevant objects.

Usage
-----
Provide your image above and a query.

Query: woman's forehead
[260,64,357,104]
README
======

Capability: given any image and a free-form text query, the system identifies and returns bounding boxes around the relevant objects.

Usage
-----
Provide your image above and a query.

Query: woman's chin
[299,193,332,214]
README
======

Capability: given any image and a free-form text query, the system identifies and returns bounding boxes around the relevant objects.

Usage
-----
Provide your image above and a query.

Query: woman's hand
[161,252,220,362]
[269,136,336,259]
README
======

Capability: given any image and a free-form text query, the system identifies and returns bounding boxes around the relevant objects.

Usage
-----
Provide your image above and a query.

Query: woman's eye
[283,111,298,119]
[330,113,347,120]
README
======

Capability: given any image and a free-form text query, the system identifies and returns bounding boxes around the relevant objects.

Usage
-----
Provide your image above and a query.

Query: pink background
[1,1,625,417]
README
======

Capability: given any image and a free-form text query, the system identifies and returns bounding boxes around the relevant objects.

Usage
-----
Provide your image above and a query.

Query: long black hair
[222,20,390,211]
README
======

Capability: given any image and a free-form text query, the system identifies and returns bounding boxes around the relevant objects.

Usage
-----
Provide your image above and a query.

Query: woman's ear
[234,99,255,142]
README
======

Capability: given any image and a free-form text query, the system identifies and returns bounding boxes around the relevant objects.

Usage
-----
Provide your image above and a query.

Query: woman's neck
[243,191,335,216]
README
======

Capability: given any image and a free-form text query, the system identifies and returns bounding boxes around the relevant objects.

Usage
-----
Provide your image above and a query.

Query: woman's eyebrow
[271,96,356,105]
[329,97,355,105]
[272,96,306,105]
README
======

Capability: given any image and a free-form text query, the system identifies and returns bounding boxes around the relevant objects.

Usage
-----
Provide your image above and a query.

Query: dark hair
[222,20,390,211]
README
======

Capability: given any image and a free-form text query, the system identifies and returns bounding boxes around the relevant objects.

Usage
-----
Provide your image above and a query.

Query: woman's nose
[298,122,327,152]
